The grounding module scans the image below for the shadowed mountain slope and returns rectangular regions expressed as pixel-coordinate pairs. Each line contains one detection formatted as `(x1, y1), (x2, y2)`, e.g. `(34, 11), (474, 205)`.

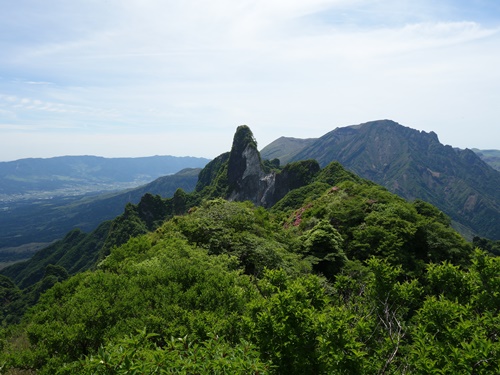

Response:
(262, 120), (500, 239)
(473, 149), (500, 171)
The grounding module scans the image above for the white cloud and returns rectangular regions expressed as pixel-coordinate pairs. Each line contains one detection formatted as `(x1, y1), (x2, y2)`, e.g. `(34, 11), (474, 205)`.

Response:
(0, 0), (499, 160)
(26, 81), (54, 85)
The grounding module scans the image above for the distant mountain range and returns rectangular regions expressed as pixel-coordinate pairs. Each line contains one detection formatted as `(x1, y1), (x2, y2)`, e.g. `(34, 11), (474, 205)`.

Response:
(0, 155), (210, 199)
(0, 168), (204, 290)
(472, 149), (500, 171)
(0, 154), (210, 259)
(261, 120), (500, 240)
(0, 168), (202, 256)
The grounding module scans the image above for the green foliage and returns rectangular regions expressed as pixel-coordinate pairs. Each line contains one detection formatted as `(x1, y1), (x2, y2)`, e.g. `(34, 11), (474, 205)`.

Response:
(276, 180), (472, 276)
(0, 275), (21, 326)
(262, 157), (281, 173)
(99, 193), (171, 259)
(271, 181), (331, 212)
(0, 264), (72, 327)
(413, 199), (451, 226)
(0, 126), (495, 374)
(315, 161), (366, 186)
(248, 277), (326, 374)
(65, 330), (269, 375)
(170, 199), (305, 276)
(195, 152), (230, 198)
(172, 188), (188, 215)
(278, 159), (320, 188)
(405, 250), (500, 374)
(0, 275), (20, 305)
(136, 193), (170, 230)
(426, 261), (477, 302)
(473, 235), (500, 256)
(470, 249), (500, 313)
(409, 297), (500, 374)
(246, 271), (329, 374)
(415, 218), (472, 265)
(246, 270), (374, 374)
(232, 125), (258, 151)
(301, 220), (346, 278)
(351, 203), (419, 264)
(3, 235), (260, 372)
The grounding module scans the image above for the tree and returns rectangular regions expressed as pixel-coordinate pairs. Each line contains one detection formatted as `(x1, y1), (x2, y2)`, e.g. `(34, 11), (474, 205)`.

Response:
(172, 188), (187, 215)
(301, 220), (346, 278)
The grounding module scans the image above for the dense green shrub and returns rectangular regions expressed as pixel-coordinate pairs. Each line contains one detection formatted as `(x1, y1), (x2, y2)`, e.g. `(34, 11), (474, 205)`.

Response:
(0, 155), (494, 374)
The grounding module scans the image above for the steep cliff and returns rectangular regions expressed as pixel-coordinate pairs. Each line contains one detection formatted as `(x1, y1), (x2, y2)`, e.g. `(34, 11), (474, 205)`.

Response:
(196, 125), (320, 208)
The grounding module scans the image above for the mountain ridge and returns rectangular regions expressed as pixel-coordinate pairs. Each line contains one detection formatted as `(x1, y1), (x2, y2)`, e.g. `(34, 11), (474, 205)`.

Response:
(0, 168), (202, 253)
(261, 119), (500, 240)
(0, 154), (210, 197)
(472, 148), (500, 171)
(0, 125), (367, 292)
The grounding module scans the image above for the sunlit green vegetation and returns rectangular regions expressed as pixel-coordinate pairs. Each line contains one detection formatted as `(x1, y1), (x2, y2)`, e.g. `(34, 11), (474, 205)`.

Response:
(0, 127), (498, 373)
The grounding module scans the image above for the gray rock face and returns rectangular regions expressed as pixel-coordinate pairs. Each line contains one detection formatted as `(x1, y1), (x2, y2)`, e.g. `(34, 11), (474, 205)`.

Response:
(226, 126), (320, 208)
(228, 143), (277, 207)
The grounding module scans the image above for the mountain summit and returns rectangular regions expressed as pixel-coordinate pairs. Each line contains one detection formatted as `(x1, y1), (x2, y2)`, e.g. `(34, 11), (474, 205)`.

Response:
(261, 120), (500, 239)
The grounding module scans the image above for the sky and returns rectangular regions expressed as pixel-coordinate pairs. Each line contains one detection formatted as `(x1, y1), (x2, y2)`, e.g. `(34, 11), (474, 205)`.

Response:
(1, 0), (499, 161)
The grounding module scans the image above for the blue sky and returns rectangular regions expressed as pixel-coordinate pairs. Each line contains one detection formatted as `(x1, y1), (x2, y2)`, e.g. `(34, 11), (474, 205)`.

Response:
(1, 0), (499, 161)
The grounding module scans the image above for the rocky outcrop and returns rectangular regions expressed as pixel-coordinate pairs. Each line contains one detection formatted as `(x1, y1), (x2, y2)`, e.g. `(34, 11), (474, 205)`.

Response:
(226, 125), (320, 207)
(227, 126), (275, 206)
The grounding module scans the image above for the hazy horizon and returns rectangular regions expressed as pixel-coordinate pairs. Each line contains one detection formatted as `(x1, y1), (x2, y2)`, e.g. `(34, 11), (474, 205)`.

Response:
(1, 1), (499, 161)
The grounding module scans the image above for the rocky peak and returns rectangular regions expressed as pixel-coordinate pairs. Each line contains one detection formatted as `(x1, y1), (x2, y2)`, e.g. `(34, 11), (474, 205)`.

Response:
(227, 125), (275, 206)
(196, 125), (322, 208)
(227, 126), (260, 187)
(226, 125), (321, 207)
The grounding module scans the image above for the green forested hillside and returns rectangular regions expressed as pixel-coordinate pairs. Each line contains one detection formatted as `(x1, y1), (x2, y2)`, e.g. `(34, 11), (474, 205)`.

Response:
(0, 126), (498, 374)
